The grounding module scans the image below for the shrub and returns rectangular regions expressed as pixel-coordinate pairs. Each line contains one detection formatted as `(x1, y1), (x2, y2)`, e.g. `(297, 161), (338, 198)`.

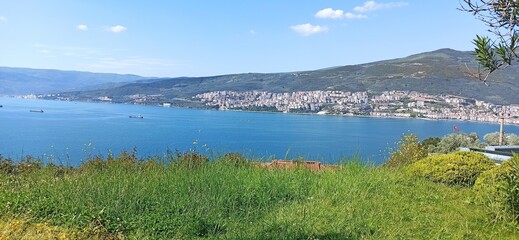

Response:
(421, 137), (441, 151)
(484, 132), (519, 146)
(431, 133), (483, 154)
(407, 151), (494, 187)
(474, 155), (519, 222)
(384, 134), (428, 168)
(509, 135), (519, 146)
(474, 162), (511, 201)
(506, 157), (519, 221)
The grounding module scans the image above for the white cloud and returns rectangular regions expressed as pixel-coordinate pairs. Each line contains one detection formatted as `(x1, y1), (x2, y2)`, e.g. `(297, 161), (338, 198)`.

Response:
(77, 24), (88, 31)
(316, 8), (345, 19)
(108, 25), (127, 33)
(0, 16), (7, 22)
(315, 8), (367, 20)
(343, 12), (368, 19)
(291, 23), (328, 36)
(354, 1), (408, 12)
(249, 29), (257, 35)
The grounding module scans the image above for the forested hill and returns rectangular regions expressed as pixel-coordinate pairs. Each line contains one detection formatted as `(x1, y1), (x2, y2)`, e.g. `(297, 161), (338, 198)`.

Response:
(45, 49), (519, 104)
(0, 67), (149, 95)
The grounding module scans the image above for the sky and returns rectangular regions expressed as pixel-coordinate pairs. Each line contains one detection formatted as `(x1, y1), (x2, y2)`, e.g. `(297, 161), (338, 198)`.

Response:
(0, 1), (489, 78)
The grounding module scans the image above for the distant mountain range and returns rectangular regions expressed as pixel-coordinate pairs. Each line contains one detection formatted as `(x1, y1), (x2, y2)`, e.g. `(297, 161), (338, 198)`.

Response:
(4, 48), (519, 104)
(0, 67), (150, 95)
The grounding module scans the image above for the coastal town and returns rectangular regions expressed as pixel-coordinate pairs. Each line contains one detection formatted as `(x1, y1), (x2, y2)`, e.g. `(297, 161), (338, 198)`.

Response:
(34, 89), (519, 125)
(193, 90), (519, 125)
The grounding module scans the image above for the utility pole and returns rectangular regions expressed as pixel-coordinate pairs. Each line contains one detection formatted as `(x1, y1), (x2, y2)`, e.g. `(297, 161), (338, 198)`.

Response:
(499, 117), (505, 146)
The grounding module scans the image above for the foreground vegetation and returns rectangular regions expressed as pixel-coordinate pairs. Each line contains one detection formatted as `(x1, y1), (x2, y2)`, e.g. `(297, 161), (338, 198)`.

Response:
(1, 148), (519, 239)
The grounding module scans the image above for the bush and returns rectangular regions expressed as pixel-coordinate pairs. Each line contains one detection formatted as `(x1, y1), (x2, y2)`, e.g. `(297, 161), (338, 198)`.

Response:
(474, 161), (511, 201)
(474, 160), (512, 221)
(509, 135), (519, 146)
(384, 134), (428, 168)
(407, 151), (494, 187)
(431, 133), (483, 154)
(506, 158), (519, 221)
(474, 155), (519, 222)
(421, 137), (441, 151)
(484, 132), (519, 145)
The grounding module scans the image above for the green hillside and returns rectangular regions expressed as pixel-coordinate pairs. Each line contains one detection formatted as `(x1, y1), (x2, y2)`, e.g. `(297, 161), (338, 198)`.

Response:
(55, 48), (519, 105)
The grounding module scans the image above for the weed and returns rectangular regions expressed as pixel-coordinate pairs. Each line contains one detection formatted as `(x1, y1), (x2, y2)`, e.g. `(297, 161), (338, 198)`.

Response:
(0, 152), (518, 239)
(384, 134), (428, 168)
(176, 150), (209, 168)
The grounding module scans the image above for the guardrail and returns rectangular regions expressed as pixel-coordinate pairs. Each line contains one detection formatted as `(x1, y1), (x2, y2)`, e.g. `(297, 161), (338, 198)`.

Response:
(464, 147), (516, 164)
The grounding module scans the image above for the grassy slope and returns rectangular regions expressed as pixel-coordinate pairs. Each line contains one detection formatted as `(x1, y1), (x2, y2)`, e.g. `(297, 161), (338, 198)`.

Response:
(0, 157), (518, 239)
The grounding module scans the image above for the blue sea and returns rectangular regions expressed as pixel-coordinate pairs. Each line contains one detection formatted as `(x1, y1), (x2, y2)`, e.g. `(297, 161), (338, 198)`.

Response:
(1, 97), (517, 165)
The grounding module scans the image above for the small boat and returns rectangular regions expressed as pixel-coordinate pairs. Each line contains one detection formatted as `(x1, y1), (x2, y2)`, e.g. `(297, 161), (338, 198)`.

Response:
(30, 109), (44, 113)
(129, 115), (143, 119)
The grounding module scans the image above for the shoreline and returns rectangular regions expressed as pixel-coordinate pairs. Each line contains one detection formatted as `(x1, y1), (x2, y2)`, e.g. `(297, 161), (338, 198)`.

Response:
(175, 105), (514, 127)
(2, 96), (515, 127)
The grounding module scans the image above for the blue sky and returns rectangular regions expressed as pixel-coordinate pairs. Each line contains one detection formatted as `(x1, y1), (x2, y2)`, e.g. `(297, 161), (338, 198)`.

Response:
(0, 1), (487, 77)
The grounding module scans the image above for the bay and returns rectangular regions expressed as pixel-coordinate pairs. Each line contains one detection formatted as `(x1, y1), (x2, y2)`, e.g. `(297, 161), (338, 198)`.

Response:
(1, 97), (517, 165)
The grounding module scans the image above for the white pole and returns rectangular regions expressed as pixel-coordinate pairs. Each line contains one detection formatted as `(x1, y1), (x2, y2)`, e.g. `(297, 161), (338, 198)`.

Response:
(499, 117), (505, 146)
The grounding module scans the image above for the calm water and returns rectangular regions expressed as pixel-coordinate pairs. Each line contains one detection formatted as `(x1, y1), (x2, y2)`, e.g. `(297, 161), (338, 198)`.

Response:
(1, 97), (517, 165)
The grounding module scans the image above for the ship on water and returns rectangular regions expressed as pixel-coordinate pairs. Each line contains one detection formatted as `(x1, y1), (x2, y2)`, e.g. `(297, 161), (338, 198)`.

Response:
(129, 114), (143, 119)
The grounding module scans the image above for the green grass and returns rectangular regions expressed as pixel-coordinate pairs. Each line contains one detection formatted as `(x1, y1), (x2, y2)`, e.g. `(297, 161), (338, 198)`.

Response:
(0, 154), (518, 239)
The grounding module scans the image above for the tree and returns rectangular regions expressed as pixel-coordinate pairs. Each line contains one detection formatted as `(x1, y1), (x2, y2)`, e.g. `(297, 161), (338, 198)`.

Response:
(484, 131), (519, 145)
(460, 0), (519, 84)
(430, 132), (483, 154)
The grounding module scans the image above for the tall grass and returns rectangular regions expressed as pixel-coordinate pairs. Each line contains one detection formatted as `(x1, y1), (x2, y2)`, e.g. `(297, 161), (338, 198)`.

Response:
(0, 153), (518, 239)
